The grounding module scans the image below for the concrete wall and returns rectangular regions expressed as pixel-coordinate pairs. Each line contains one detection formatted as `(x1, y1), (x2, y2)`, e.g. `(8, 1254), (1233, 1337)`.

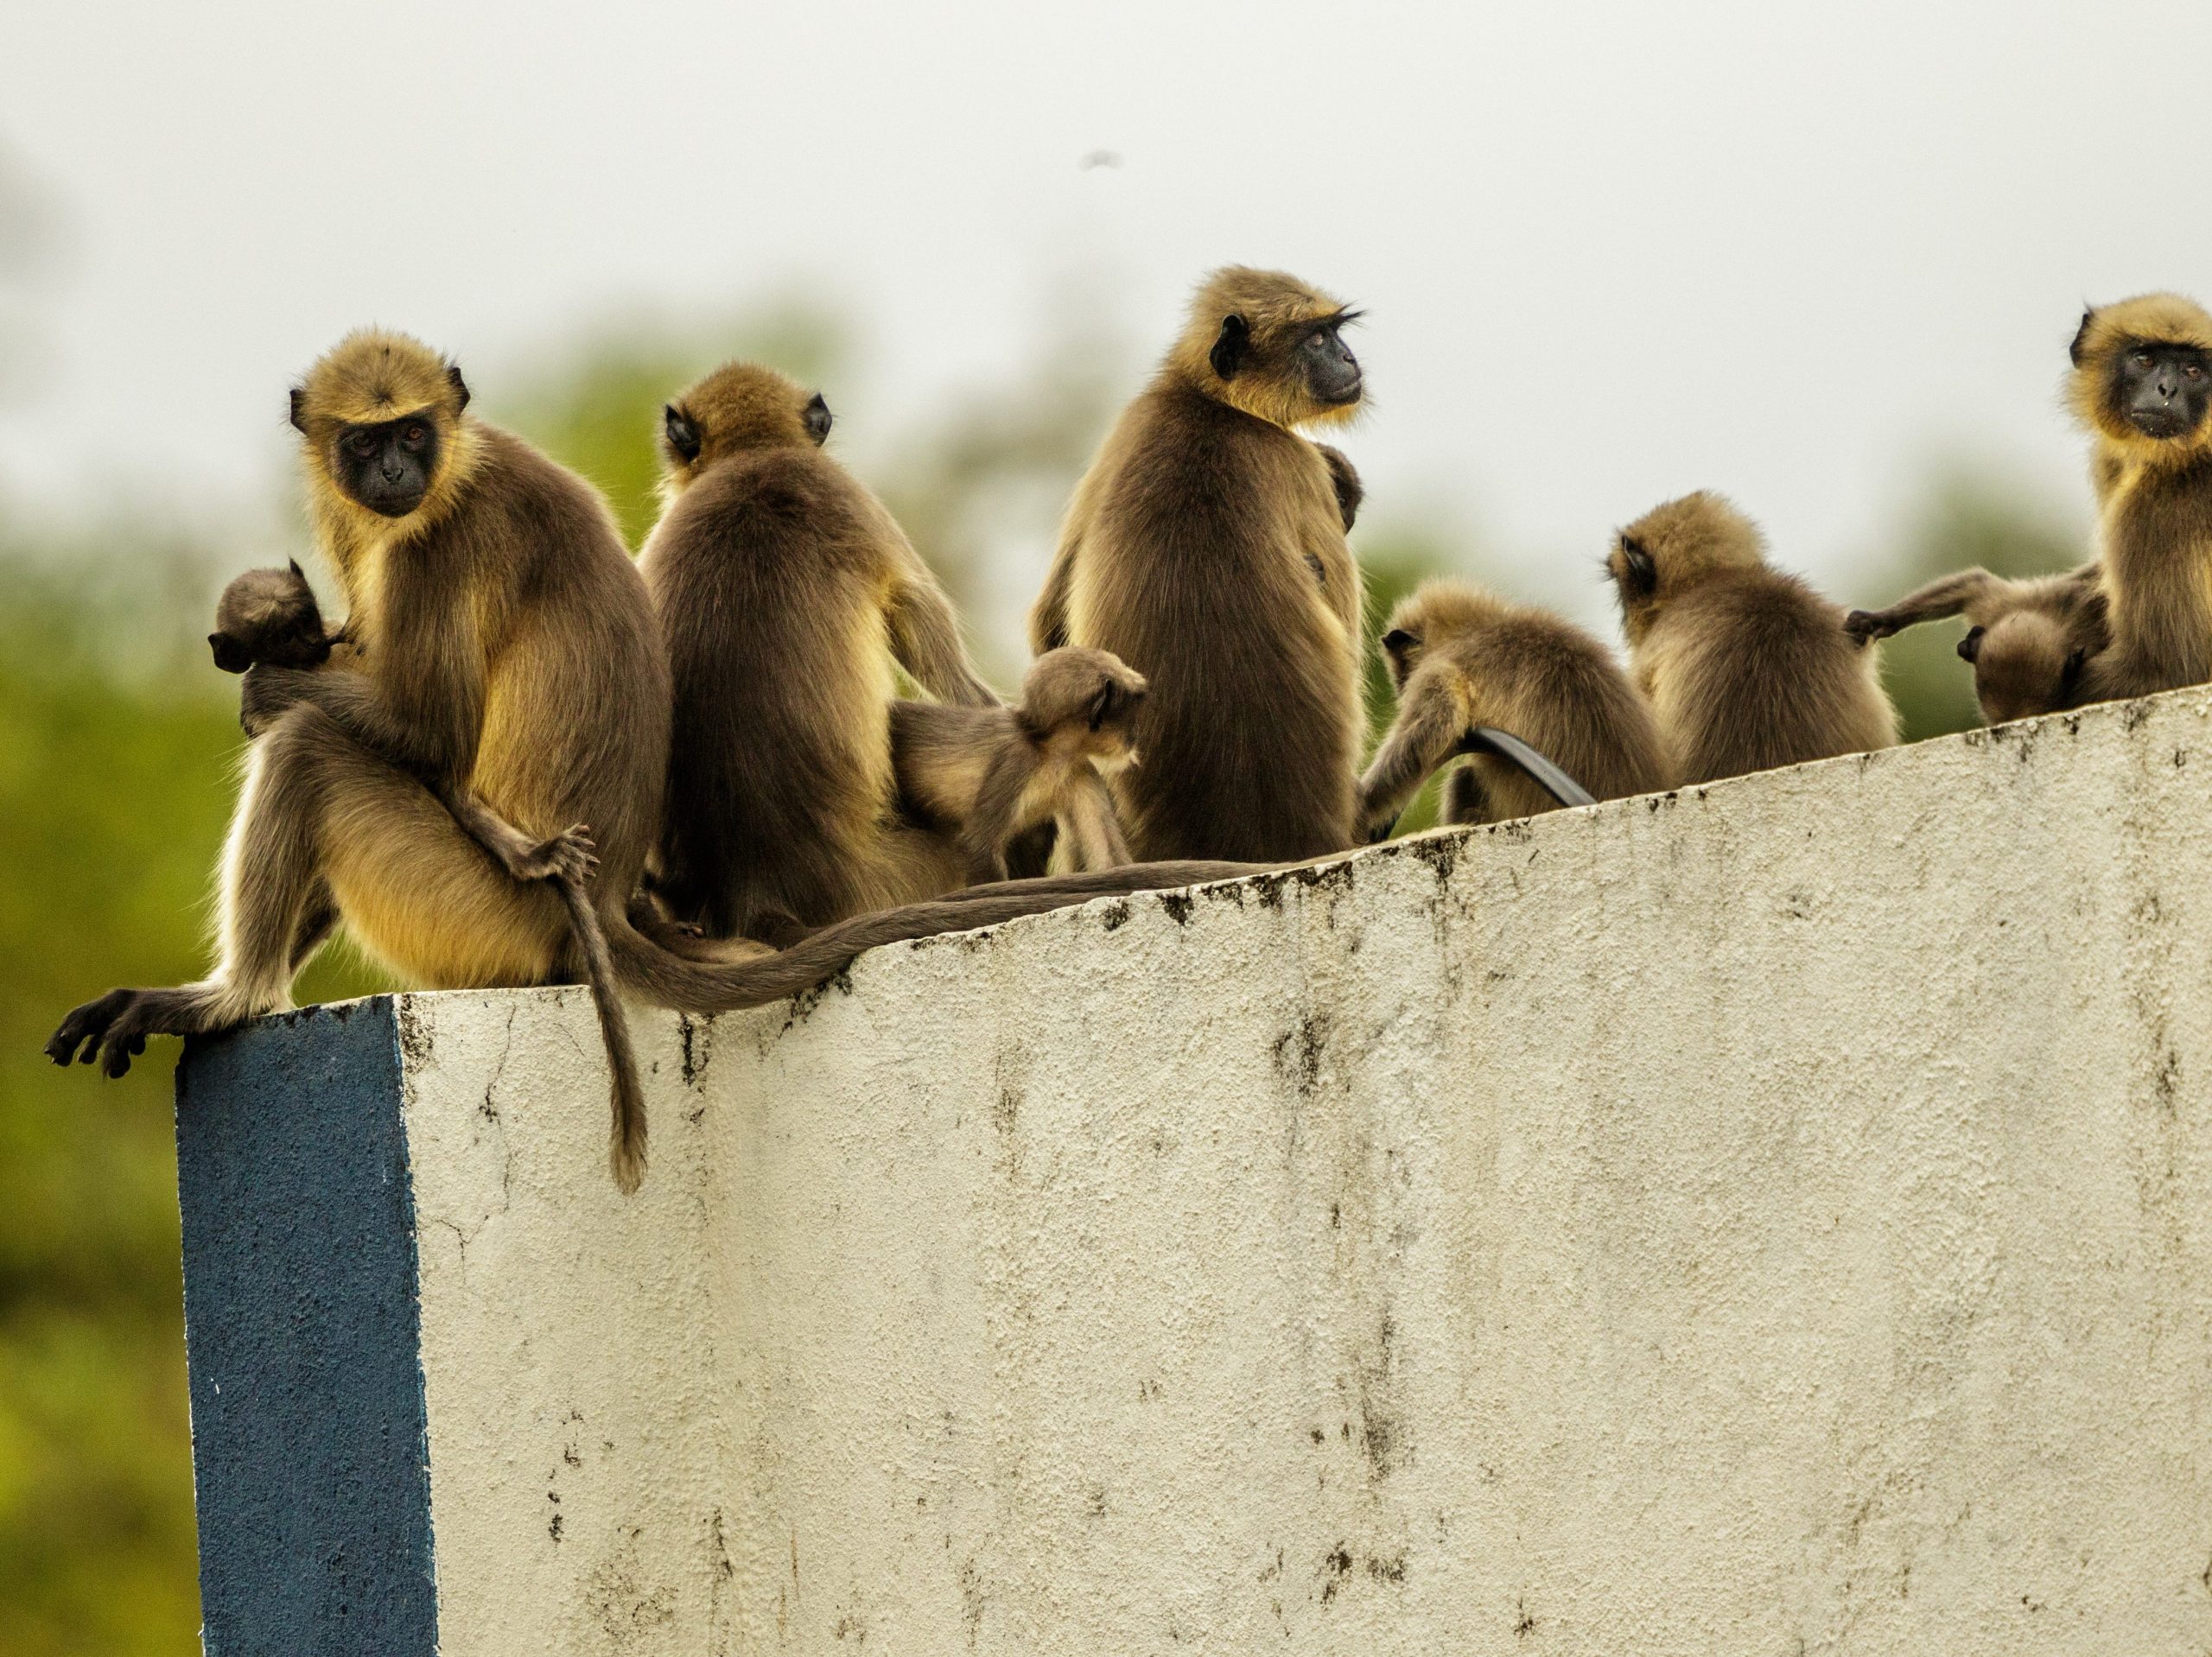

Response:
(177, 687), (2212, 1655)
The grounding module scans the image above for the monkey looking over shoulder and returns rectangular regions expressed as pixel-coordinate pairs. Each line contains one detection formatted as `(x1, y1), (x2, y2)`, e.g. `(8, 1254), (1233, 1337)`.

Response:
(1608, 492), (1897, 784)
(1845, 564), (2107, 726)
(1032, 267), (1368, 863)
(209, 561), (340, 674)
(2063, 294), (2212, 704)
(641, 362), (995, 944)
(1360, 581), (1673, 835)
(893, 645), (1146, 881)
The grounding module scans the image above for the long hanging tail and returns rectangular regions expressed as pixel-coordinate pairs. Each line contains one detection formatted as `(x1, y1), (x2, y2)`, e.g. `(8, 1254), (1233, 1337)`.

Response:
(552, 875), (647, 1194)
(1462, 727), (1597, 808)
(603, 859), (1268, 1015)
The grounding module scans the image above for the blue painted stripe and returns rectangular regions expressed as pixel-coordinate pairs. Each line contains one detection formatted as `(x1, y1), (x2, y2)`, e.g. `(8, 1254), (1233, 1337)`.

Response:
(176, 996), (437, 1656)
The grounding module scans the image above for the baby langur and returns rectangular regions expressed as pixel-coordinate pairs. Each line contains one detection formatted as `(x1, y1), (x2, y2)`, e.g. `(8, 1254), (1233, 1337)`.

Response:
(1609, 492), (1897, 784)
(209, 562), (340, 673)
(1360, 581), (1673, 836)
(1845, 565), (2107, 726)
(893, 647), (1147, 881)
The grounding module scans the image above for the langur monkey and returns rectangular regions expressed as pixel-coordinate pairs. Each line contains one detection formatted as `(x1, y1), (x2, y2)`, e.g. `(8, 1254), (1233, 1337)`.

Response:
(893, 646), (1146, 881)
(208, 562), (341, 673)
(1607, 492), (1898, 784)
(1360, 581), (1673, 835)
(1032, 267), (1368, 861)
(51, 333), (1206, 1191)
(641, 362), (995, 943)
(2062, 294), (2212, 703)
(1845, 565), (2107, 726)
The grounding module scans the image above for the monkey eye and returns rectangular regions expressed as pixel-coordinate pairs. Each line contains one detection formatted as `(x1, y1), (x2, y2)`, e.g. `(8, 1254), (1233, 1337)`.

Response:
(2189, 365), (2205, 382)
(2134, 352), (2155, 369)
(400, 422), (429, 448)
(346, 430), (378, 458)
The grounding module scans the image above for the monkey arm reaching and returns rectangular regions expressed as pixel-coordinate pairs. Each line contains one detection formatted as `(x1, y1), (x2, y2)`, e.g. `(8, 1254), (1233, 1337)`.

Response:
(886, 570), (1000, 708)
(1356, 677), (1466, 841)
(1844, 568), (2005, 643)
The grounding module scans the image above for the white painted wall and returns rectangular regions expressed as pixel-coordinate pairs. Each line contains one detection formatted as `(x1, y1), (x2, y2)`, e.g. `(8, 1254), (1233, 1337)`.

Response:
(391, 687), (2212, 1655)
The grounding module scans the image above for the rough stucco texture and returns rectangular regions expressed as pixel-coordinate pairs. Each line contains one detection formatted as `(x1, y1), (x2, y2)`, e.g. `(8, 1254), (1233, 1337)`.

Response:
(386, 687), (2212, 1655)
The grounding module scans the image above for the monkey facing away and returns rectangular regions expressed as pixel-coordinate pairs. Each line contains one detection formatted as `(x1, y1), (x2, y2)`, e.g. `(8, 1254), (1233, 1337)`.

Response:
(1845, 564), (2107, 726)
(1031, 267), (1368, 862)
(1607, 492), (1897, 785)
(209, 561), (340, 673)
(640, 362), (996, 944)
(2063, 294), (2212, 704)
(893, 645), (1146, 881)
(1360, 581), (1674, 836)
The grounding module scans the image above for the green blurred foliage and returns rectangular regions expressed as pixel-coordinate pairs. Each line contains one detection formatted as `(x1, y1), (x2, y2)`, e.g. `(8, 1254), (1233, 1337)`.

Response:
(0, 529), (385, 1656)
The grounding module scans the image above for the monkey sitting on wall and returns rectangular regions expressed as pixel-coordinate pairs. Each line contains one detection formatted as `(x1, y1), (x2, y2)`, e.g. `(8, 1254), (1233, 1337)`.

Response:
(1032, 267), (1369, 863)
(208, 561), (341, 674)
(1607, 492), (1897, 784)
(1359, 581), (1673, 836)
(893, 646), (1147, 881)
(1845, 565), (2107, 726)
(2062, 294), (2212, 704)
(640, 362), (996, 944)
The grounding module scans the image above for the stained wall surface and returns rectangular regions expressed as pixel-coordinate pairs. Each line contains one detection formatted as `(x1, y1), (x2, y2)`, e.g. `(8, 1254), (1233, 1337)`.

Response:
(181, 686), (2212, 1654)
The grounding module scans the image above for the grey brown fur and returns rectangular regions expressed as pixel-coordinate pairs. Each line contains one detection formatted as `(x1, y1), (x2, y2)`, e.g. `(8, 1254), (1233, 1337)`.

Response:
(1031, 267), (1368, 862)
(1361, 581), (1673, 835)
(1608, 491), (1897, 785)
(209, 561), (340, 674)
(640, 362), (995, 944)
(1846, 565), (2107, 726)
(893, 646), (1146, 880)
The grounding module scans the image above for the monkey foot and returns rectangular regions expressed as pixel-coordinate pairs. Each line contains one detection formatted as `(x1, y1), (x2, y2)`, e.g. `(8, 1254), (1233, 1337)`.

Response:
(46, 987), (218, 1078)
(516, 825), (599, 886)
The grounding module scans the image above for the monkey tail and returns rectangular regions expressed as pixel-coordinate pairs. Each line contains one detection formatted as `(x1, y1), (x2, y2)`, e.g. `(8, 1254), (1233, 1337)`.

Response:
(553, 875), (647, 1195)
(1461, 727), (1597, 809)
(602, 860), (1266, 1016)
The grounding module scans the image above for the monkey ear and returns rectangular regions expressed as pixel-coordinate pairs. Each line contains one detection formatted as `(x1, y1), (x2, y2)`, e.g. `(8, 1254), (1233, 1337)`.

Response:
(445, 363), (471, 413)
(209, 633), (252, 674)
(288, 387), (308, 435)
(804, 392), (833, 445)
(1381, 627), (1416, 657)
(1957, 625), (1986, 663)
(288, 557), (307, 581)
(664, 404), (702, 463)
(1618, 536), (1656, 594)
(1210, 314), (1250, 381)
(2069, 308), (2095, 369)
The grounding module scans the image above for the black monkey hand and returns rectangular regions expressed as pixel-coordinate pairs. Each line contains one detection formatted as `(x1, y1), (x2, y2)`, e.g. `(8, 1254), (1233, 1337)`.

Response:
(1842, 609), (1897, 644)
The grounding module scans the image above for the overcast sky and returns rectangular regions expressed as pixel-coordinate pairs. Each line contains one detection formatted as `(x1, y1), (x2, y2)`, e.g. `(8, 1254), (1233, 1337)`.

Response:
(3, 0), (2208, 623)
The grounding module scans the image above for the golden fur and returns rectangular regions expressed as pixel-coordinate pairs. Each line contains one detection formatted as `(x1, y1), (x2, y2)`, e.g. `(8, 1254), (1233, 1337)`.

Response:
(1610, 492), (1897, 784)
(2066, 295), (2212, 702)
(1032, 268), (1367, 861)
(1363, 581), (1673, 831)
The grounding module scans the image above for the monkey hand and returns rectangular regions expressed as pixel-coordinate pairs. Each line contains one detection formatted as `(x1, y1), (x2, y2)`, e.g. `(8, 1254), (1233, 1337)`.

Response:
(1842, 609), (1899, 644)
(512, 824), (599, 886)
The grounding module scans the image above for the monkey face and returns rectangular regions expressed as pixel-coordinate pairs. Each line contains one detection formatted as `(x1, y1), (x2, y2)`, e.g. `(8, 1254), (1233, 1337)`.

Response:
(332, 413), (441, 517)
(1296, 321), (1363, 408)
(2112, 343), (2212, 441)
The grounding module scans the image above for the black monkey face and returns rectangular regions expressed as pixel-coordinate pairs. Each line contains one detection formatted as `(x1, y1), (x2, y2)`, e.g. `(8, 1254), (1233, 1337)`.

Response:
(2112, 342), (2212, 441)
(332, 414), (441, 517)
(1299, 322), (1363, 407)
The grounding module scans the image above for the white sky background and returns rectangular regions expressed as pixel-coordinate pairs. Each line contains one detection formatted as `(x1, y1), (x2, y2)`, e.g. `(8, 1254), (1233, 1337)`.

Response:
(1, 0), (2206, 629)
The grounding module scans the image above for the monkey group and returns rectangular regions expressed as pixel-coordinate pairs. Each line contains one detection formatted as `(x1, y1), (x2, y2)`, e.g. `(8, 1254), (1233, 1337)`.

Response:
(48, 274), (2212, 1191)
